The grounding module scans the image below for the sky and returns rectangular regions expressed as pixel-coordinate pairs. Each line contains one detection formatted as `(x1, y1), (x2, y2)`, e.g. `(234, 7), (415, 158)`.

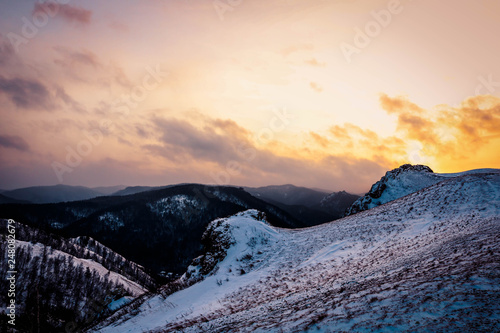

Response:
(0, 0), (499, 192)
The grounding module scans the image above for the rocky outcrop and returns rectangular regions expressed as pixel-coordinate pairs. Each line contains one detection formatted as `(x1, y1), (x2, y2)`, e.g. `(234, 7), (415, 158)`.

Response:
(345, 164), (435, 216)
(182, 210), (268, 282)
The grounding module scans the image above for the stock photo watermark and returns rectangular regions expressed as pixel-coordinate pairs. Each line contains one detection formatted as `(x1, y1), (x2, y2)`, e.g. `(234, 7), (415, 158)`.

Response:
(51, 64), (168, 182)
(475, 74), (500, 95)
(5, 219), (17, 327)
(213, 0), (243, 21)
(340, 0), (411, 63)
(7, 0), (75, 53)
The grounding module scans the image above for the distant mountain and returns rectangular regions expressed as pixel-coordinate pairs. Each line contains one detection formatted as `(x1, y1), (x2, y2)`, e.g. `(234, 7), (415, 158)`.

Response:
(1, 184), (105, 204)
(260, 201), (335, 226)
(315, 190), (360, 217)
(0, 220), (154, 332)
(0, 193), (31, 204)
(0, 184), (303, 275)
(345, 164), (500, 216)
(111, 185), (168, 196)
(91, 171), (500, 332)
(244, 185), (359, 224)
(92, 185), (127, 195)
(311, 187), (331, 193)
(245, 184), (329, 207)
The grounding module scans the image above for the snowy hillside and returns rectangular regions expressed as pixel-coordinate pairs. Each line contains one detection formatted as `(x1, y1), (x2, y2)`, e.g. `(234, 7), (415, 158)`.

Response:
(16, 240), (147, 296)
(91, 171), (500, 332)
(1, 184), (303, 276)
(0, 222), (155, 332)
(345, 164), (499, 216)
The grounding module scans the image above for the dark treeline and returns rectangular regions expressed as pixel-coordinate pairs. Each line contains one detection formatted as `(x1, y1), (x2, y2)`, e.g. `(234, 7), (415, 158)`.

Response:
(0, 220), (155, 333)
(1, 185), (303, 275)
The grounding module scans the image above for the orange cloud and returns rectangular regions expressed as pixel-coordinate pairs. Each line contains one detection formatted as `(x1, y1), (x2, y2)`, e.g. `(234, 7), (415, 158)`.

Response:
(310, 82), (323, 93)
(305, 58), (326, 67)
(310, 131), (329, 148)
(379, 94), (500, 171)
(280, 44), (314, 57)
(303, 94), (500, 174)
(306, 123), (405, 169)
(329, 123), (379, 143)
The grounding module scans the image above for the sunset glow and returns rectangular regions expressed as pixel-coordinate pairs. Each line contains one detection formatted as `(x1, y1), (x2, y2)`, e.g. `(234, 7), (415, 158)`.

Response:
(1, 0), (499, 192)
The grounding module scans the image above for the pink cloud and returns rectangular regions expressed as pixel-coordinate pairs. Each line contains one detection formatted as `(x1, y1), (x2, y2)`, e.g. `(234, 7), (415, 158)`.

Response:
(33, 3), (92, 25)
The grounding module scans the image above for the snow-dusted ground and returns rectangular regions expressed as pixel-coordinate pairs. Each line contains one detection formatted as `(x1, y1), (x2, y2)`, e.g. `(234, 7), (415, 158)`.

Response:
(17, 241), (147, 297)
(346, 165), (500, 215)
(92, 171), (500, 332)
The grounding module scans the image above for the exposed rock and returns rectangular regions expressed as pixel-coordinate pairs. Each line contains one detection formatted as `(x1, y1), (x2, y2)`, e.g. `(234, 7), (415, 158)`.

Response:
(345, 164), (435, 216)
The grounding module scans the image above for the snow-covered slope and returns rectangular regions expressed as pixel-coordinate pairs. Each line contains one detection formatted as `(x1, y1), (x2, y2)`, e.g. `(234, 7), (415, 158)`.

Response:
(0, 222), (155, 332)
(91, 171), (500, 332)
(1, 184), (304, 277)
(345, 164), (499, 216)
(16, 240), (146, 296)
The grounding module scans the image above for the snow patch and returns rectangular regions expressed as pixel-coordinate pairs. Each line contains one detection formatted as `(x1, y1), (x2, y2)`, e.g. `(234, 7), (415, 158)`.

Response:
(98, 212), (124, 231)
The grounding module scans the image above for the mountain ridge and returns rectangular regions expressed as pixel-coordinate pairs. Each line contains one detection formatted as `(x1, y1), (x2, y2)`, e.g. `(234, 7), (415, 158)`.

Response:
(345, 164), (500, 216)
(1, 184), (108, 204)
(244, 184), (359, 223)
(0, 221), (154, 332)
(90, 171), (500, 332)
(0, 184), (305, 276)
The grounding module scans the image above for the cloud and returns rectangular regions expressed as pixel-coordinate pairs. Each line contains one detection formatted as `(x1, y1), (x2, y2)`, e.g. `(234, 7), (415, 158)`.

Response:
(0, 76), (52, 109)
(305, 58), (326, 67)
(453, 95), (500, 140)
(380, 94), (500, 147)
(52, 47), (132, 88)
(35, 118), (83, 134)
(0, 75), (85, 112)
(235, 148), (388, 193)
(310, 131), (329, 148)
(379, 94), (444, 147)
(379, 94), (500, 167)
(33, 3), (92, 25)
(329, 123), (379, 142)
(139, 115), (391, 192)
(136, 126), (149, 138)
(108, 21), (129, 33)
(0, 36), (14, 66)
(148, 117), (252, 163)
(55, 86), (86, 113)
(280, 43), (314, 57)
(107, 63), (133, 88)
(53, 46), (100, 68)
(308, 123), (405, 165)
(0, 135), (30, 151)
(310, 82), (323, 93)
(305, 94), (500, 175)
